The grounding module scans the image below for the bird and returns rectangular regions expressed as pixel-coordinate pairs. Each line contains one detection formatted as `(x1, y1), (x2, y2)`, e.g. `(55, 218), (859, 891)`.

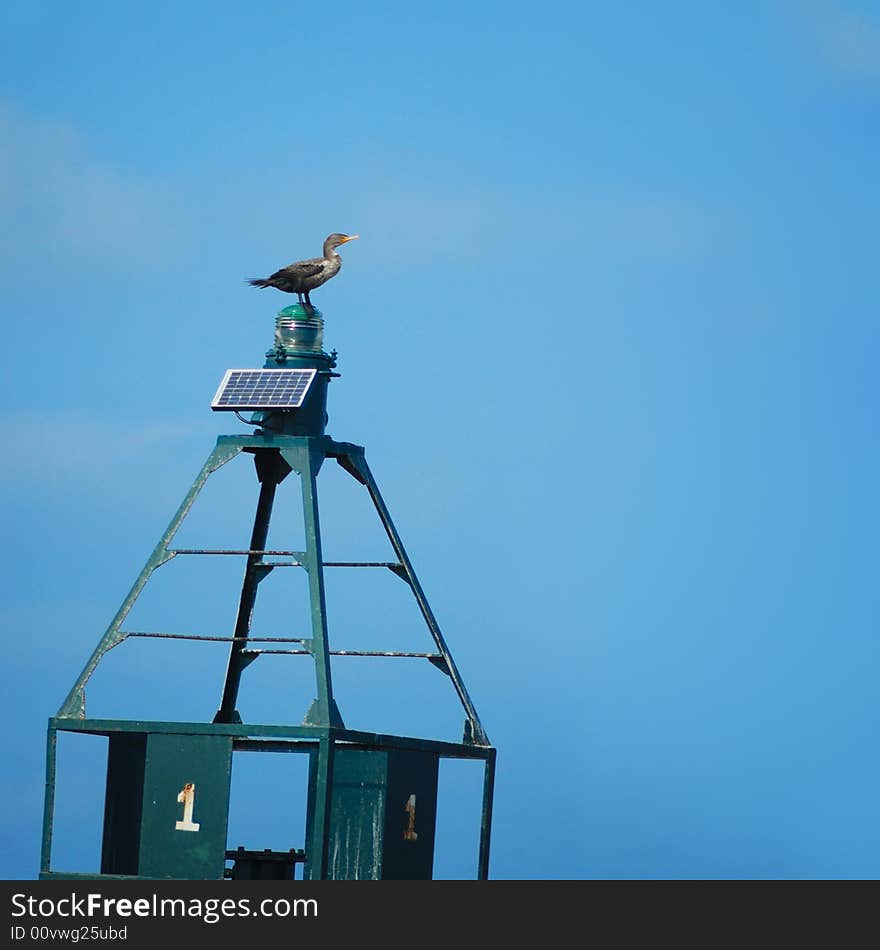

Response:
(247, 233), (359, 310)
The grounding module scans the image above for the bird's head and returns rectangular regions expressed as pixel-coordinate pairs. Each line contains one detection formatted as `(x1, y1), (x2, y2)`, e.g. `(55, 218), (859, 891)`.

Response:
(323, 233), (359, 255)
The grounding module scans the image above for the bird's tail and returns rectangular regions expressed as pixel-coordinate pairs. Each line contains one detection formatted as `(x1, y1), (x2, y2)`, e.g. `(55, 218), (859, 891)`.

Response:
(246, 278), (272, 289)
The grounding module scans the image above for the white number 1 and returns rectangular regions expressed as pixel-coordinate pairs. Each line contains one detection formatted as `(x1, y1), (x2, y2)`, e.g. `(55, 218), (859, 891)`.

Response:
(175, 782), (200, 832)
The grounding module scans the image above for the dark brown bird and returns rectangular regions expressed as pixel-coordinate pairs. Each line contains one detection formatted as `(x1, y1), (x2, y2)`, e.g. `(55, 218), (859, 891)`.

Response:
(247, 233), (359, 308)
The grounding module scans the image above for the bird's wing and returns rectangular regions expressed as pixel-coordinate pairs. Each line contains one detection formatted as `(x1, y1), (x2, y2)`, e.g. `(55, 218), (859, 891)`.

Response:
(272, 258), (326, 281)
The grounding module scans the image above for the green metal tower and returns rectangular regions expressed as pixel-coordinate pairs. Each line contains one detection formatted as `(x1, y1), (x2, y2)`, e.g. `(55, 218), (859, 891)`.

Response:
(40, 305), (495, 881)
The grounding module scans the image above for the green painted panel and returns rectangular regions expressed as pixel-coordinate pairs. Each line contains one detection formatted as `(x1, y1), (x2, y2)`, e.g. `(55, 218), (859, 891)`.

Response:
(381, 750), (439, 880)
(328, 750), (439, 880)
(137, 733), (233, 880)
(327, 751), (387, 880)
(101, 733), (147, 875)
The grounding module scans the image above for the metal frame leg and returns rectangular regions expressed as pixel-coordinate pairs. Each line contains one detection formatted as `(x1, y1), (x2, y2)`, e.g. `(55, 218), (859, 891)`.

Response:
(334, 445), (489, 746)
(40, 725), (58, 875)
(282, 445), (343, 728)
(304, 737), (335, 879)
(478, 749), (496, 880)
(57, 441), (242, 719)
(215, 451), (289, 723)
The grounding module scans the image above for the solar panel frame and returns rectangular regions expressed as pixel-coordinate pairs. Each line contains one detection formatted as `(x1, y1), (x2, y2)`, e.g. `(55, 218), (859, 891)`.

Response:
(211, 368), (318, 411)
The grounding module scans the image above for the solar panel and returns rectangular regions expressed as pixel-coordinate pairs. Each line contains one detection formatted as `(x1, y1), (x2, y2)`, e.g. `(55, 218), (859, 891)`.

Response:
(211, 368), (317, 411)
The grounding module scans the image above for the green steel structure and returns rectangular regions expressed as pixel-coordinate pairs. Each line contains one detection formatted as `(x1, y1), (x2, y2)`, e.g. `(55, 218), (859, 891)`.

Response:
(40, 305), (495, 881)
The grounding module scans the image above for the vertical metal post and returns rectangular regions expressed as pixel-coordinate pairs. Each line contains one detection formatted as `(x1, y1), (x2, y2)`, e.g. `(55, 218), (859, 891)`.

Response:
(477, 749), (496, 880)
(283, 445), (342, 727)
(40, 724), (58, 874)
(304, 737), (335, 880)
(215, 453), (286, 723)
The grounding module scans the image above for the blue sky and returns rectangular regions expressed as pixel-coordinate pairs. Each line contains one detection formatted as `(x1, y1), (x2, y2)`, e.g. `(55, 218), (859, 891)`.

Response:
(1, 1), (878, 879)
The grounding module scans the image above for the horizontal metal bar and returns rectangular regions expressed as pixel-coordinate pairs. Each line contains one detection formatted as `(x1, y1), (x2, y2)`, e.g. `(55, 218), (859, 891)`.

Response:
(168, 549), (301, 556)
(335, 729), (495, 758)
(233, 739), (319, 754)
(167, 549), (400, 569)
(120, 633), (442, 661)
(332, 650), (442, 658)
(122, 631), (308, 643)
(51, 717), (496, 756)
(246, 649), (310, 655)
(324, 562), (401, 568)
(253, 561), (404, 569)
(225, 848), (305, 863)
(236, 560), (405, 569)
(246, 649), (444, 659)
(51, 718), (339, 740)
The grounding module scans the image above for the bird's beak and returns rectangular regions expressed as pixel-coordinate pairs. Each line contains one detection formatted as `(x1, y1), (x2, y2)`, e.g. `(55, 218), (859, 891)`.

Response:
(340, 235), (360, 243)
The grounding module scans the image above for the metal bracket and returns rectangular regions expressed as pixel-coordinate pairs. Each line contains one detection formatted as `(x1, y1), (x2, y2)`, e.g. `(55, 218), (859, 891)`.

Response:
(463, 718), (490, 747)
(332, 451), (367, 485)
(302, 697), (345, 728)
(387, 563), (412, 585)
(253, 564), (275, 583)
(239, 650), (261, 670)
(428, 655), (451, 677)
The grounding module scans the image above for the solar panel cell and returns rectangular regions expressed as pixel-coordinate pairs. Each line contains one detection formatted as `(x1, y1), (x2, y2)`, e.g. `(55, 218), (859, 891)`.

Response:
(211, 369), (317, 410)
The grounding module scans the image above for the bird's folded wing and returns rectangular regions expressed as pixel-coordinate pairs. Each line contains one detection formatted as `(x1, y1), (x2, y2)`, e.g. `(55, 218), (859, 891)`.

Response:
(273, 261), (326, 281)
